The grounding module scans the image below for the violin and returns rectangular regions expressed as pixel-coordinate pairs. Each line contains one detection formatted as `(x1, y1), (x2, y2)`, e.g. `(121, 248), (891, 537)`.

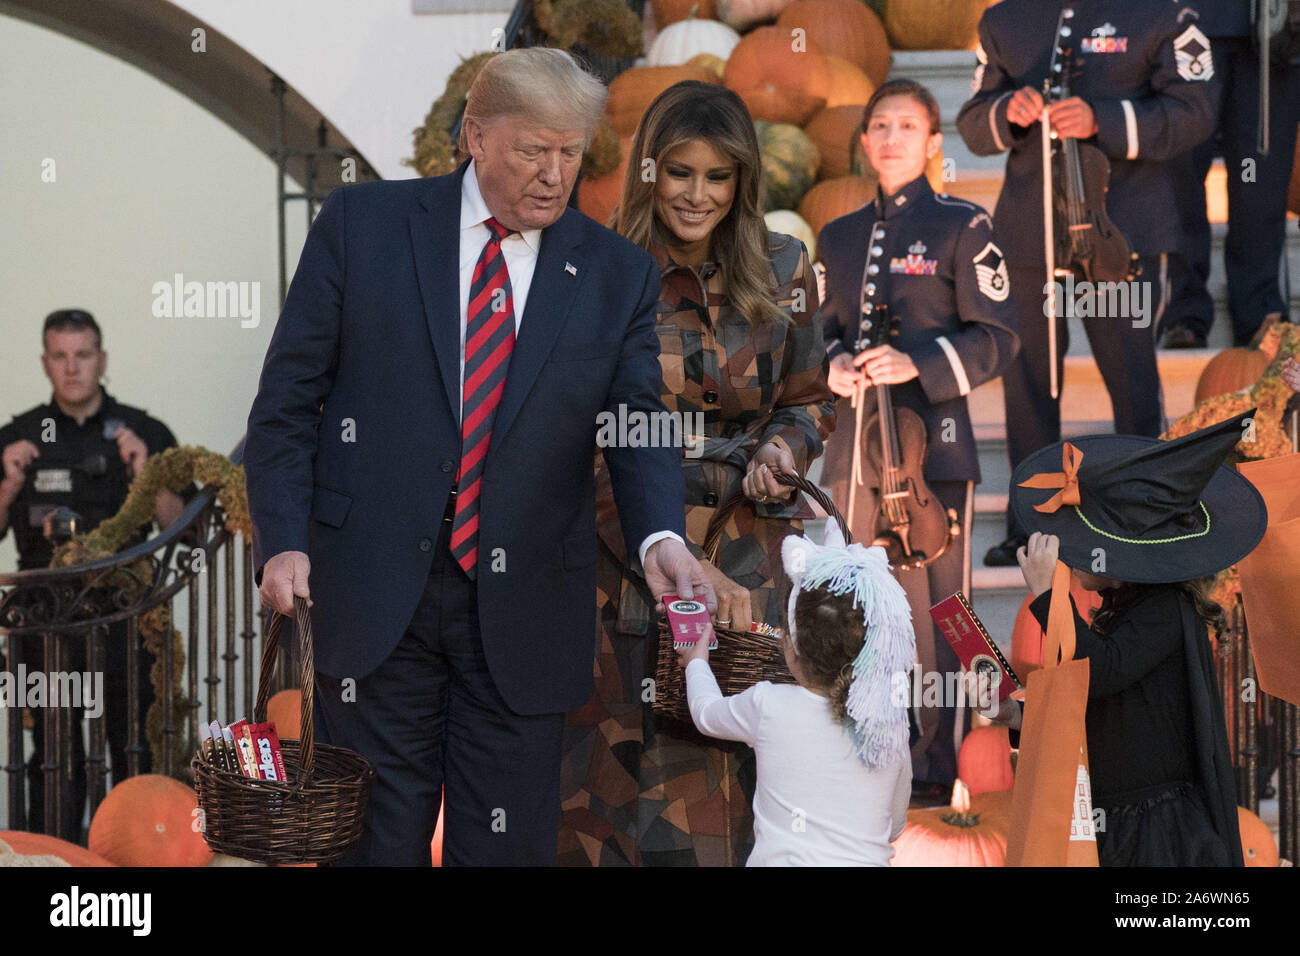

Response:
(1045, 21), (1138, 284)
(848, 304), (960, 570)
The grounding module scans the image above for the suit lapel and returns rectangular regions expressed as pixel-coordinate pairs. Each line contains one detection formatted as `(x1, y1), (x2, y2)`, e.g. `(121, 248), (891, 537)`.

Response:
(490, 209), (585, 447)
(408, 161), (586, 443)
(410, 163), (470, 420)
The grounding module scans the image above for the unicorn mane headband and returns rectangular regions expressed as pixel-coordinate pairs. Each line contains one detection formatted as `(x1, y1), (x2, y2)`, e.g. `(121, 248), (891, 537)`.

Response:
(781, 521), (915, 769)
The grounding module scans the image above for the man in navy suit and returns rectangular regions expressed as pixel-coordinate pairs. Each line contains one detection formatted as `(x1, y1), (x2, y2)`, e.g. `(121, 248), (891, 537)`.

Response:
(243, 48), (713, 866)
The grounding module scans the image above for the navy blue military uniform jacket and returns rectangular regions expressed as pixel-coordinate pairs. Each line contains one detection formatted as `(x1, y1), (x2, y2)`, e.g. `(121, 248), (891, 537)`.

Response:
(817, 175), (1019, 482)
(957, 0), (1217, 264)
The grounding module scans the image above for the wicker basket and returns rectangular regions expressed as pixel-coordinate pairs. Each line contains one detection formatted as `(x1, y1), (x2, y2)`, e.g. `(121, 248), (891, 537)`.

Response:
(652, 473), (852, 722)
(192, 597), (374, 865)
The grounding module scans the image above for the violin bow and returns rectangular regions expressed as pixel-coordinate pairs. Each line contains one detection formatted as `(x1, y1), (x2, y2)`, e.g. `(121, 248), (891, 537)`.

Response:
(1042, 76), (1059, 400)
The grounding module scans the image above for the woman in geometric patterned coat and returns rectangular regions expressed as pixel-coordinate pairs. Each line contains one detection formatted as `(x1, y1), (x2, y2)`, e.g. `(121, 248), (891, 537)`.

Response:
(558, 81), (836, 866)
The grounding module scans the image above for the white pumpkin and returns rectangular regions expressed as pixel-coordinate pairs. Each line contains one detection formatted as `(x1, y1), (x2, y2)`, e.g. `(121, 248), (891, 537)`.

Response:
(647, 17), (741, 66)
(764, 210), (816, 261)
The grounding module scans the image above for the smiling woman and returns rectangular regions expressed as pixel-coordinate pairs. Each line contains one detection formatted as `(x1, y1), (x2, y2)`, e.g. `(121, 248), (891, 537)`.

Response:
(558, 81), (837, 867)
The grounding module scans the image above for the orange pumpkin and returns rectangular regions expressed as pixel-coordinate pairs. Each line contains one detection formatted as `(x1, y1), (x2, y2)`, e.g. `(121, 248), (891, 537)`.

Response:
(1193, 347), (1271, 405)
(0, 831), (116, 866)
(579, 135), (632, 228)
(650, 0), (718, 29)
(88, 774), (213, 867)
(723, 26), (832, 107)
(607, 65), (721, 137)
(804, 105), (865, 179)
(738, 83), (825, 126)
(776, 0), (891, 86)
(957, 725), (1014, 795)
(884, 0), (991, 51)
(892, 781), (1010, 866)
(266, 689), (302, 740)
(1010, 579), (1104, 679)
(1238, 806), (1279, 867)
(821, 54), (876, 110)
(798, 175), (874, 238)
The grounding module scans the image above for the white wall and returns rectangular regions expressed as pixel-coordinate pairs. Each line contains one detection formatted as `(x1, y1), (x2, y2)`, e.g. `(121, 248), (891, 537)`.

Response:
(0, 11), (292, 571)
(174, 0), (514, 181)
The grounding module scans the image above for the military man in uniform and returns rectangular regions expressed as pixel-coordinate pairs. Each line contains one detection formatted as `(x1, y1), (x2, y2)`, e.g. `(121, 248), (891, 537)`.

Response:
(818, 80), (1019, 802)
(1161, 1), (1300, 348)
(958, 0), (1217, 564)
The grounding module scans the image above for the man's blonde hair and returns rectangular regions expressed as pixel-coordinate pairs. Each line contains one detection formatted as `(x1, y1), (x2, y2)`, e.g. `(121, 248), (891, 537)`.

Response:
(459, 48), (608, 151)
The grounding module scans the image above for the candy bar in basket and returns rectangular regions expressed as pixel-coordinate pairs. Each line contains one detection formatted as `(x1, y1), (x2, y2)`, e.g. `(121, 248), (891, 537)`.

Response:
(929, 591), (1023, 702)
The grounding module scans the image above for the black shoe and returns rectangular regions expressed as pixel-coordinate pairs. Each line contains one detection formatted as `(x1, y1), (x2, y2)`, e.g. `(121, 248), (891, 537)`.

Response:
(983, 535), (1026, 567)
(1159, 325), (1208, 349)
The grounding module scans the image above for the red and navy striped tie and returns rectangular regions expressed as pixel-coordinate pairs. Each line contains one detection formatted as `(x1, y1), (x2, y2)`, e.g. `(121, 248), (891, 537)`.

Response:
(451, 215), (516, 578)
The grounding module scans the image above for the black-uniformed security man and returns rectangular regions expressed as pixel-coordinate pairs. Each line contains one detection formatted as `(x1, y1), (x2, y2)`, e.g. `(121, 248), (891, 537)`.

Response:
(817, 80), (1019, 803)
(1162, 1), (1300, 348)
(958, 0), (1217, 564)
(0, 309), (186, 835)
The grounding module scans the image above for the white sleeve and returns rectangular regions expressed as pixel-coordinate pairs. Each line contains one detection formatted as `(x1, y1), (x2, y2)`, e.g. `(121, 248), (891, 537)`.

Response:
(685, 658), (764, 745)
(889, 760), (913, 842)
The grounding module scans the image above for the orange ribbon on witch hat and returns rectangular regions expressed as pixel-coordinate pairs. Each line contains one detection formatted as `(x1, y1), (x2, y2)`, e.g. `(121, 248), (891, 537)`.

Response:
(1018, 443), (1083, 514)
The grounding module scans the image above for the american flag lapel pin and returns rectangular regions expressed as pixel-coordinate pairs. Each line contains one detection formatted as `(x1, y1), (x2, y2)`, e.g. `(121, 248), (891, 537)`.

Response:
(564, 261), (577, 276)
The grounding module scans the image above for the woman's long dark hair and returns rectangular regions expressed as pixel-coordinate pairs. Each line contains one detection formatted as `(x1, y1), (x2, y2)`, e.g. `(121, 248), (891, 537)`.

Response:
(1089, 577), (1227, 638)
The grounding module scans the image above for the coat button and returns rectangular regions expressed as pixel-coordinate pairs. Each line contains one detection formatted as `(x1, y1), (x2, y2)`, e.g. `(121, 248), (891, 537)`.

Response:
(419, 537), (432, 552)
(871, 246), (883, 256)
(440, 459), (454, 473)
(703, 492), (719, 507)
(703, 389), (719, 403)
(868, 264), (879, 275)
(865, 283), (876, 296)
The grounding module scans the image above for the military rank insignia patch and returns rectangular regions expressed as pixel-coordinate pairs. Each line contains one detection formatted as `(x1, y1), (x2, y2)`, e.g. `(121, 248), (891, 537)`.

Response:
(973, 242), (1009, 301)
(1174, 24), (1213, 81)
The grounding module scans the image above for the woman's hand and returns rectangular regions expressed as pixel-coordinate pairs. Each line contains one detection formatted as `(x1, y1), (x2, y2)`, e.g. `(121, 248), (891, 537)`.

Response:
(853, 344), (918, 385)
(827, 352), (865, 397)
(1016, 531), (1059, 597)
(676, 627), (714, 668)
(744, 440), (796, 505)
(697, 557), (754, 632)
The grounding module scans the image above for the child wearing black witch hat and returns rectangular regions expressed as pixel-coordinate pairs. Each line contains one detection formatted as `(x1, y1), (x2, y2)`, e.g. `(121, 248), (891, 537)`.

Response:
(992, 409), (1267, 866)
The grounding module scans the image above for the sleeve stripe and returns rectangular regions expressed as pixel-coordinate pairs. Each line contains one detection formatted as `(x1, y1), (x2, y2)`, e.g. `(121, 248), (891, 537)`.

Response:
(990, 91), (1012, 152)
(1121, 99), (1138, 160)
(935, 335), (972, 397)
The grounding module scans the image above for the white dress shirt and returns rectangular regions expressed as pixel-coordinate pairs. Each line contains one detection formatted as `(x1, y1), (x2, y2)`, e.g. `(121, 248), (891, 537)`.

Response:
(457, 160), (682, 567)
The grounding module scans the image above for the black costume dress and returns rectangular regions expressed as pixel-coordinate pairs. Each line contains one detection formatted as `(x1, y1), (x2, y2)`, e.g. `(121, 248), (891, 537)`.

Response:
(1027, 584), (1243, 867)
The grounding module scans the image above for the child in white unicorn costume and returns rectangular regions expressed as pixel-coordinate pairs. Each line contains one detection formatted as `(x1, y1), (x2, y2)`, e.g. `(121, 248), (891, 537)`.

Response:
(678, 522), (917, 866)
